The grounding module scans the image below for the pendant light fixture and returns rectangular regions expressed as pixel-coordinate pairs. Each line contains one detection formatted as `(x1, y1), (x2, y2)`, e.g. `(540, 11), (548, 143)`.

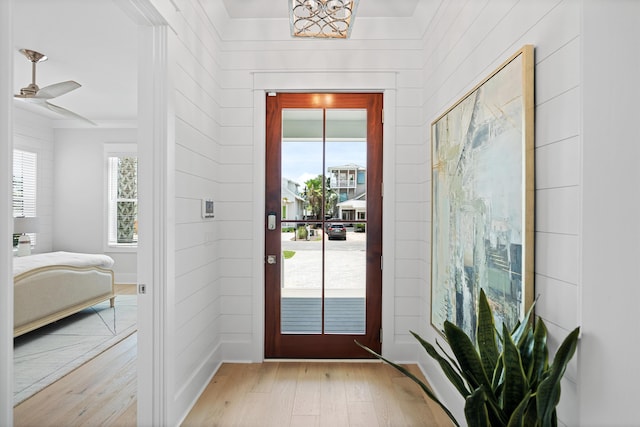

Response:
(289, 0), (359, 39)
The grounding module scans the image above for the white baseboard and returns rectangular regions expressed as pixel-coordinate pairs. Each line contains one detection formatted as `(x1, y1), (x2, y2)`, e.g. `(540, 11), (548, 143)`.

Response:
(174, 341), (224, 426)
(114, 273), (137, 285)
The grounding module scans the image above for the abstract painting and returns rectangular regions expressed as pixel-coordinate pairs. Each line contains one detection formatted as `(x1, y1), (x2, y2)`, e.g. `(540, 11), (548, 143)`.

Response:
(430, 45), (535, 340)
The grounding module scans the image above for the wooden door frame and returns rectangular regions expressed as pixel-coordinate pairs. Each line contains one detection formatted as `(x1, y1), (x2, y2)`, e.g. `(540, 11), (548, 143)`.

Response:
(264, 93), (383, 359)
(251, 72), (397, 362)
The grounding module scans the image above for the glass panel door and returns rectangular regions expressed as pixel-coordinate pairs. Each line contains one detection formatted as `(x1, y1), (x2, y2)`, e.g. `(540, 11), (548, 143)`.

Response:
(280, 109), (368, 335)
(281, 109), (324, 333)
(324, 109), (367, 334)
(265, 93), (382, 358)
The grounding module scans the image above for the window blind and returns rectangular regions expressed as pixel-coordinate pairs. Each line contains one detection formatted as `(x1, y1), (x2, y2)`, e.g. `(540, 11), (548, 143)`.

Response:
(13, 149), (37, 217)
(13, 149), (37, 246)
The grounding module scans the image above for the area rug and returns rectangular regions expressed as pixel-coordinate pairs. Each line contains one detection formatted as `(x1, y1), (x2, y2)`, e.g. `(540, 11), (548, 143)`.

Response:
(13, 294), (137, 406)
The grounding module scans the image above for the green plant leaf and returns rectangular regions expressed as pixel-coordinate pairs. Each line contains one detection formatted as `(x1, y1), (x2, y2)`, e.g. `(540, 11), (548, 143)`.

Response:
(410, 331), (470, 397)
(355, 290), (576, 427)
(492, 353), (504, 390)
(536, 327), (580, 427)
(523, 398), (539, 426)
(506, 391), (533, 427)
(517, 327), (535, 384)
(444, 321), (508, 424)
(444, 320), (491, 390)
(502, 323), (529, 417)
(436, 339), (463, 373)
(529, 318), (549, 387)
(464, 386), (492, 427)
(354, 340), (461, 427)
(477, 289), (499, 384)
(511, 297), (537, 346)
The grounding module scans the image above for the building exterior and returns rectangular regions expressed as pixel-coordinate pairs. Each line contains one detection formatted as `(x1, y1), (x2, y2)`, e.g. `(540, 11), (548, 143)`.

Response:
(328, 164), (366, 202)
(281, 177), (304, 225)
(328, 164), (366, 221)
(336, 198), (366, 222)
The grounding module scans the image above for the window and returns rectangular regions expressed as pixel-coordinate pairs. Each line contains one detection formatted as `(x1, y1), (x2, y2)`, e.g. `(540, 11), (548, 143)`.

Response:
(13, 149), (37, 246)
(107, 154), (138, 247)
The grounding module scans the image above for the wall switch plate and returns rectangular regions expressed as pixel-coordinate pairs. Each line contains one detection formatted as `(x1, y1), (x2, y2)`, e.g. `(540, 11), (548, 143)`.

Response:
(202, 199), (214, 218)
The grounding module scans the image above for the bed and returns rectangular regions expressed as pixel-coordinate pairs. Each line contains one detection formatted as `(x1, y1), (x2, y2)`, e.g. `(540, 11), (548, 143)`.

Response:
(13, 251), (116, 337)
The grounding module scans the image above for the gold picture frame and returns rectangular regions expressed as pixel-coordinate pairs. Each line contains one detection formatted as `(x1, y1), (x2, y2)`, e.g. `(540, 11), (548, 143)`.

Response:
(430, 45), (535, 340)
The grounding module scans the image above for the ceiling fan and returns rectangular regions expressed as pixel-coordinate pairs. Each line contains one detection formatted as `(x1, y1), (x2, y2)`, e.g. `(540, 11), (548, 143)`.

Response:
(14, 49), (95, 125)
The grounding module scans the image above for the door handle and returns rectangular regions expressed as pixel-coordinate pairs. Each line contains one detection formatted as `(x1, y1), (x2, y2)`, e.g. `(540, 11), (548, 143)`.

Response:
(267, 212), (276, 230)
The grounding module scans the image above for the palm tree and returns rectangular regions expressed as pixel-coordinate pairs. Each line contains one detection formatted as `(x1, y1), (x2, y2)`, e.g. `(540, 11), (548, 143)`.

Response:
(303, 175), (337, 219)
(303, 176), (323, 219)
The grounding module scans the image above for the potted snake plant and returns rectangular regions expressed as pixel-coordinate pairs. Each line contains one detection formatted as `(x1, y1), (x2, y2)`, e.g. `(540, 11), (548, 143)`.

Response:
(357, 289), (579, 427)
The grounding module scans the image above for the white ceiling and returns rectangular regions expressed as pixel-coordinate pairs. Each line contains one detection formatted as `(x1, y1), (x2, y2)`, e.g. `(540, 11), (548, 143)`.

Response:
(222, 0), (421, 19)
(13, 0), (138, 126)
(12, 0), (425, 127)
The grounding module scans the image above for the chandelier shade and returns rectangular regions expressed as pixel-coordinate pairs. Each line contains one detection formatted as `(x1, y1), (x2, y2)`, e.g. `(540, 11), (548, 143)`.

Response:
(289, 0), (359, 39)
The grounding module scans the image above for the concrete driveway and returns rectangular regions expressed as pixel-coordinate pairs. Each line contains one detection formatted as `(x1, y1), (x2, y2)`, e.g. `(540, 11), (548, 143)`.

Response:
(280, 228), (366, 298)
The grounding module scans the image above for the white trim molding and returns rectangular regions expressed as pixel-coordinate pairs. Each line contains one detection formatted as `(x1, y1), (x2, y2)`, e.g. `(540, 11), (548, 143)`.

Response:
(136, 20), (175, 426)
(120, 0), (174, 424)
(1, 0), (14, 423)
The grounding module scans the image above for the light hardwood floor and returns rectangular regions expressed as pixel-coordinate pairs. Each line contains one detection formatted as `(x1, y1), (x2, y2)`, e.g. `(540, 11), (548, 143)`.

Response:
(14, 283), (453, 426)
(14, 332), (138, 427)
(183, 362), (453, 427)
(14, 284), (138, 427)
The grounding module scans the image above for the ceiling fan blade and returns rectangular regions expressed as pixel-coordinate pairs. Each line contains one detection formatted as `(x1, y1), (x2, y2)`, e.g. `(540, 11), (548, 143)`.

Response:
(43, 101), (96, 125)
(34, 81), (81, 99)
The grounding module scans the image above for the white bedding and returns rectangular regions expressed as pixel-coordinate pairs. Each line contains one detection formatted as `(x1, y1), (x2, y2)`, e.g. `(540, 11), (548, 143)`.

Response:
(13, 251), (115, 277)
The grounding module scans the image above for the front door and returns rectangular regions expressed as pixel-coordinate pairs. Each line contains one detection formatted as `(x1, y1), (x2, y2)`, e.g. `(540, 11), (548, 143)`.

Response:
(265, 93), (383, 358)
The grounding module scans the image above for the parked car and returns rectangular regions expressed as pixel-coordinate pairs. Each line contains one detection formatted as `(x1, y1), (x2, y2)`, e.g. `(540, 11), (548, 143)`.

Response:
(327, 223), (347, 240)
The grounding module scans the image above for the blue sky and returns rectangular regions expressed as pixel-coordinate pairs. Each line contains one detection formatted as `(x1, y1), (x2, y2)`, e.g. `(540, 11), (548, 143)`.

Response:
(282, 140), (366, 187)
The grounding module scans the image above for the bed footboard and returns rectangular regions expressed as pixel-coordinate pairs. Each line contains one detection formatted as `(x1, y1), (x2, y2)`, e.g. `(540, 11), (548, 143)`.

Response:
(14, 265), (116, 337)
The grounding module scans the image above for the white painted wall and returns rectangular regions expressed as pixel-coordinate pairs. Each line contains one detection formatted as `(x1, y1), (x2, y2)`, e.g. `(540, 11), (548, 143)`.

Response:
(417, 0), (640, 425)
(11, 106), (138, 283)
(156, 2), (225, 423)
(53, 127), (138, 284)
(580, 1), (640, 425)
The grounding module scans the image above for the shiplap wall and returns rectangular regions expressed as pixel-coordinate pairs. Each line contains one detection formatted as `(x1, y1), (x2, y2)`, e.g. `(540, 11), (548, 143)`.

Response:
(166, 1), (226, 421)
(158, 0), (640, 424)
(168, 0), (431, 421)
(417, 1), (581, 424)
(212, 25), (428, 360)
